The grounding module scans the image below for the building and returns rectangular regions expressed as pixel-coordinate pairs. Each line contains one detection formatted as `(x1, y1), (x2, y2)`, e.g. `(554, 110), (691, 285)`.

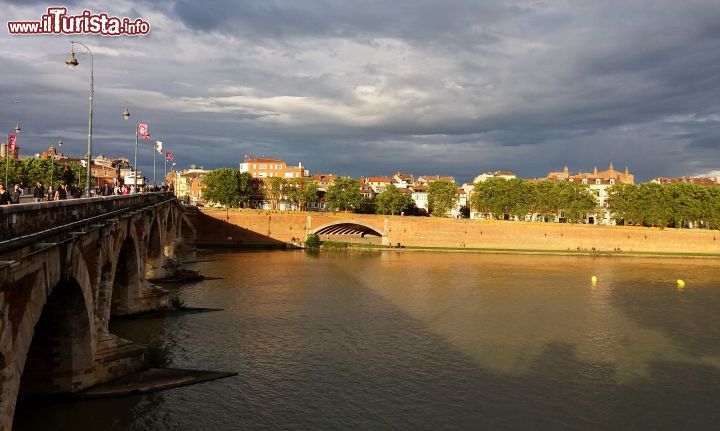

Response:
(651, 176), (719, 186)
(473, 171), (516, 183)
(366, 176), (392, 194)
(392, 172), (414, 188)
(546, 163), (635, 224)
(415, 175), (456, 186)
(175, 165), (208, 205)
(409, 185), (428, 212)
(239, 157), (308, 180)
(308, 173), (336, 191)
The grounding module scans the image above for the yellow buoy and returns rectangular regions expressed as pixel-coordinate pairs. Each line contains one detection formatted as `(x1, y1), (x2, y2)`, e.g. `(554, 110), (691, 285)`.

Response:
(677, 279), (686, 288)
(591, 276), (598, 284)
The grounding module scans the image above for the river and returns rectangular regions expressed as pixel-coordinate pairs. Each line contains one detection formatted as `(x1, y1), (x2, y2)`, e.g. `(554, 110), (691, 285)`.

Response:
(13, 250), (720, 430)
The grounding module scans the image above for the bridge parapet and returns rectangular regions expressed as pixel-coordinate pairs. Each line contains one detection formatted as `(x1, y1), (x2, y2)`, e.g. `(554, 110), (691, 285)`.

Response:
(0, 192), (174, 242)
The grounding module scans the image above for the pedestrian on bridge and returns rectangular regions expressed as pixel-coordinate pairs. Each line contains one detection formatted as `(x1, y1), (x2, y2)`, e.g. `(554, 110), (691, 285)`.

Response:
(0, 185), (10, 205)
(10, 184), (22, 204)
(33, 182), (45, 203)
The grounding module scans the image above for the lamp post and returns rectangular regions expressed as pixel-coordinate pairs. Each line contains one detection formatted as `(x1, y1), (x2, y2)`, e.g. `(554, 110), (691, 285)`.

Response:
(65, 41), (94, 197)
(49, 137), (62, 187)
(5, 122), (21, 188)
(122, 105), (142, 193)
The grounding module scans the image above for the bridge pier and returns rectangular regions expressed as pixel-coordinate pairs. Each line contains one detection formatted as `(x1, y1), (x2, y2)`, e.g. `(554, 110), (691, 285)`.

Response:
(0, 193), (194, 430)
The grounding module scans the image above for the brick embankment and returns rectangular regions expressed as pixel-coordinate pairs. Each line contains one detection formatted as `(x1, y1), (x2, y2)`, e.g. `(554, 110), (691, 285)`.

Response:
(192, 208), (720, 256)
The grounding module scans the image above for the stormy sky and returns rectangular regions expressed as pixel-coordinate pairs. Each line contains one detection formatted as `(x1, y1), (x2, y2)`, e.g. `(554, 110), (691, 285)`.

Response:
(1, 0), (719, 183)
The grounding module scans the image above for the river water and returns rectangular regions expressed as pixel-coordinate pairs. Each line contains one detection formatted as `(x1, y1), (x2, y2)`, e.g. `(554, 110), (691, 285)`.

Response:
(13, 250), (720, 430)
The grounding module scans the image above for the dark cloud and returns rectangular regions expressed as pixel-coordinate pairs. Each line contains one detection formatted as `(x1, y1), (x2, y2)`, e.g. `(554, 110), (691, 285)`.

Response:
(1, 0), (720, 184)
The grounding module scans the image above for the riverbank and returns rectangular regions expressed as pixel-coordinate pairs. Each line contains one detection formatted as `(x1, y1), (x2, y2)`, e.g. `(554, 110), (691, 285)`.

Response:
(189, 208), (720, 257)
(313, 242), (720, 259)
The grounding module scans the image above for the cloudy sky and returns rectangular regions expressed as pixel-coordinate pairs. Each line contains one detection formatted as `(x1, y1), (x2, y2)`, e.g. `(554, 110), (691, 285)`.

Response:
(1, 0), (719, 183)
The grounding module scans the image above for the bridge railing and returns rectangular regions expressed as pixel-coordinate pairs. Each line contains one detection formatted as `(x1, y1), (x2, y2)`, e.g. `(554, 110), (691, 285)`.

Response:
(0, 192), (176, 243)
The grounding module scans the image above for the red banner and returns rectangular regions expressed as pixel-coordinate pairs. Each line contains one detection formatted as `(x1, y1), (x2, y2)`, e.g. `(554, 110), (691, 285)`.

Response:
(137, 123), (150, 141)
(8, 134), (16, 149)
(165, 151), (173, 160)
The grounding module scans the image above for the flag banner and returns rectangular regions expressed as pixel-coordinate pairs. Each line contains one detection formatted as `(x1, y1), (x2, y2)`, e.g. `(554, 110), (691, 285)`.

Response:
(155, 140), (163, 154)
(80, 159), (87, 167)
(138, 123), (150, 141)
(165, 151), (173, 161)
(8, 134), (16, 149)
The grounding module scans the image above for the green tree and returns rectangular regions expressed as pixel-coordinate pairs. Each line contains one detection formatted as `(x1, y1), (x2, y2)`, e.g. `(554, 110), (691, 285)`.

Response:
(325, 177), (363, 211)
(299, 179), (319, 210)
(557, 181), (596, 223)
(267, 176), (287, 210)
(533, 180), (560, 221)
(237, 172), (254, 208)
(375, 184), (415, 215)
(202, 168), (243, 207)
(427, 180), (458, 217)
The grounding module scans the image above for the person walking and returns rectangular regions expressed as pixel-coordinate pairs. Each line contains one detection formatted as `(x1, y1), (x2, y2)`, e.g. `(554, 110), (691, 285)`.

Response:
(33, 182), (45, 202)
(55, 184), (68, 201)
(102, 183), (113, 196)
(10, 184), (22, 204)
(0, 185), (10, 205)
(47, 185), (55, 201)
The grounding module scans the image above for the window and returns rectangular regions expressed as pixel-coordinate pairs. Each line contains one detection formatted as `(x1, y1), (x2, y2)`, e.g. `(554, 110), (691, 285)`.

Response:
(609, 179), (615, 184)
(582, 179), (588, 185)
(595, 179), (601, 185)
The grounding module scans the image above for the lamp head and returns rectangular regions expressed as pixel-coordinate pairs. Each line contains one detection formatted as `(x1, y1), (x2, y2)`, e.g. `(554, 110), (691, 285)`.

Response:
(65, 49), (79, 68)
(14, 123), (21, 133)
(58, 137), (63, 147)
(122, 107), (130, 120)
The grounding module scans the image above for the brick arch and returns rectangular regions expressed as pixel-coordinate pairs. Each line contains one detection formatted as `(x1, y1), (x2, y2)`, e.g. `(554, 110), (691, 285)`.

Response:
(13, 243), (96, 400)
(145, 212), (164, 280)
(103, 228), (142, 319)
(310, 220), (384, 237)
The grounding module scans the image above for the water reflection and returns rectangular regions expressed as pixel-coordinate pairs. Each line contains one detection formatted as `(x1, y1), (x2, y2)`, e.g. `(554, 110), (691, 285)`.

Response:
(13, 250), (720, 430)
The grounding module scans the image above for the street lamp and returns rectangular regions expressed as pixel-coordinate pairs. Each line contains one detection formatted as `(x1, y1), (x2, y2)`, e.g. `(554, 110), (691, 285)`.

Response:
(65, 41), (94, 197)
(122, 105), (141, 193)
(50, 137), (62, 187)
(5, 122), (21, 188)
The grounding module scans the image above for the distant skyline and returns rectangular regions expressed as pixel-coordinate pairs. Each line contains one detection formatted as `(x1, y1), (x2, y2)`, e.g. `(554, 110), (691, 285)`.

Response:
(2, 1), (720, 184)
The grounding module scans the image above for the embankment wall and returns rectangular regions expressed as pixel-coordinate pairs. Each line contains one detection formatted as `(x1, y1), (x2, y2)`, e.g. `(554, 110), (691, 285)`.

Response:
(192, 209), (720, 255)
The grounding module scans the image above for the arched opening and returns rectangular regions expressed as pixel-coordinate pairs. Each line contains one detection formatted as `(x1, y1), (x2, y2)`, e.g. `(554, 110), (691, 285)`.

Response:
(111, 236), (140, 316)
(19, 277), (94, 398)
(145, 217), (163, 280)
(163, 211), (176, 260)
(312, 222), (384, 245)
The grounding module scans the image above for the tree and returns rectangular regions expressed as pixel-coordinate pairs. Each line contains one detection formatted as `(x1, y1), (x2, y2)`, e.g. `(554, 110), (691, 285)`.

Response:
(325, 177), (362, 211)
(533, 180), (560, 221)
(202, 168), (242, 208)
(299, 179), (319, 210)
(557, 181), (596, 223)
(427, 180), (458, 217)
(375, 184), (415, 215)
(285, 178), (319, 211)
(267, 176), (287, 210)
(237, 172), (254, 208)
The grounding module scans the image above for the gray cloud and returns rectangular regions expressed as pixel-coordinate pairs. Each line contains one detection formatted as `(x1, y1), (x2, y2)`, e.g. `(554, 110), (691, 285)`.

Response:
(2, 0), (720, 184)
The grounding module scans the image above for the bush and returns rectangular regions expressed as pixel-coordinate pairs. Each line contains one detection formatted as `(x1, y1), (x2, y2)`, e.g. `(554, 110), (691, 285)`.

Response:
(305, 233), (321, 249)
(143, 339), (172, 368)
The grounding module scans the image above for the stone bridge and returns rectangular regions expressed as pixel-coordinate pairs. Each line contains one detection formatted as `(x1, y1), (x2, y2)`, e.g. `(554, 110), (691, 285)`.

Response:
(0, 193), (195, 430)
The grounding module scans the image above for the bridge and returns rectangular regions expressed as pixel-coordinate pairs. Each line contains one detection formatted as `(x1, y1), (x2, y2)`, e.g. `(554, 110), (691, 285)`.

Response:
(0, 193), (194, 429)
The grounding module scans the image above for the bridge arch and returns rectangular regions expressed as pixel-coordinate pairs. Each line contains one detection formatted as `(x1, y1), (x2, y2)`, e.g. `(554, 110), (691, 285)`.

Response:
(145, 214), (164, 280)
(19, 276), (95, 397)
(310, 220), (385, 243)
(108, 234), (142, 318)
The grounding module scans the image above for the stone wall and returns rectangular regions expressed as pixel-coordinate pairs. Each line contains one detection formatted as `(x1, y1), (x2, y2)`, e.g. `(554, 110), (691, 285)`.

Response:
(195, 209), (720, 255)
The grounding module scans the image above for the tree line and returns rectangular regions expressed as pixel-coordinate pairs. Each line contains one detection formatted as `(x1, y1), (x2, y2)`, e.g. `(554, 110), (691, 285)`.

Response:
(469, 178), (597, 222)
(201, 168), (720, 229)
(3, 158), (87, 189)
(607, 182), (720, 228)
